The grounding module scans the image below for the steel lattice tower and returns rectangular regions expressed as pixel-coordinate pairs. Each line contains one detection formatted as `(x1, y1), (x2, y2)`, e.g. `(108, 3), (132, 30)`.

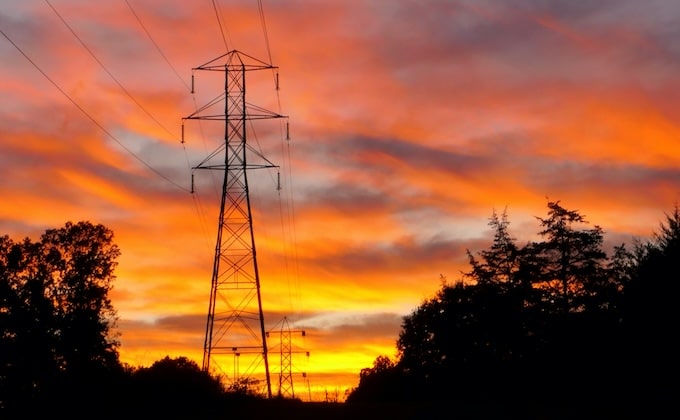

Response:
(183, 50), (285, 398)
(267, 317), (308, 398)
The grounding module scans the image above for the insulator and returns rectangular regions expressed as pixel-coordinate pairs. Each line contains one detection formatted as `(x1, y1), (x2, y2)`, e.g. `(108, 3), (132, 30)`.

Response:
(181, 122), (185, 144)
(191, 173), (194, 194)
(276, 72), (279, 90)
(286, 121), (290, 140)
(277, 171), (281, 191)
(191, 72), (195, 94)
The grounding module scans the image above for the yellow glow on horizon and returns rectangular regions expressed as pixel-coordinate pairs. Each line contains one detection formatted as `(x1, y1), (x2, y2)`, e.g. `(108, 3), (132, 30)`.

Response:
(117, 323), (394, 399)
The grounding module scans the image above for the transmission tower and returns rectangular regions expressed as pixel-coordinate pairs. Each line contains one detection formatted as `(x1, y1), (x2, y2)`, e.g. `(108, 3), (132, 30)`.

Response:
(267, 317), (309, 399)
(183, 50), (285, 398)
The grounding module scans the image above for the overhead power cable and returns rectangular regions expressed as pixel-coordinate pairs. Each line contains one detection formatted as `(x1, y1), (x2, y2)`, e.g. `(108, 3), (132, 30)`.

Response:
(254, 0), (303, 318)
(0, 29), (190, 193)
(122, 0), (216, 251)
(125, 0), (191, 92)
(44, 0), (181, 143)
(212, 0), (230, 51)
(257, 0), (272, 64)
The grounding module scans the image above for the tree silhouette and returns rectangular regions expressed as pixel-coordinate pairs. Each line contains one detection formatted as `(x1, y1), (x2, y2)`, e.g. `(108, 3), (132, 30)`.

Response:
(0, 221), (122, 412)
(348, 200), (632, 413)
(346, 355), (406, 403)
(129, 356), (224, 407)
(625, 204), (680, 406)
(465, 208), (521, 288)
(530, 201), (609, 314)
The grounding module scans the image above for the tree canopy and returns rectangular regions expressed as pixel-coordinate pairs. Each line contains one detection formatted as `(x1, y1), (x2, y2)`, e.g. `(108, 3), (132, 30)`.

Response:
(0, 221), (121, 411)
(348, 201), (675, 414)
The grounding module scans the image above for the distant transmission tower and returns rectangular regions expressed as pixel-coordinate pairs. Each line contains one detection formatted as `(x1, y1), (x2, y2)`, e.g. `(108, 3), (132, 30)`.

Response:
(267, 317), (309, 399)
(183, 50), (285, 398)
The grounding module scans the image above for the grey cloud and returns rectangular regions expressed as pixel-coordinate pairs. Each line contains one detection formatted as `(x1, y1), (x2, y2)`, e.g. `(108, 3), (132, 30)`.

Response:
(297, 232), (471, 280)
(526, 160), (680, 204)
(296, 311), (405, 348)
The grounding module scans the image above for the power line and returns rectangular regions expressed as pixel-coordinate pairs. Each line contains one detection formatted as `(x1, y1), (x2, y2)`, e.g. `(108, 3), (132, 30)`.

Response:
(60, 0), (218, 257)
(124, 0), (191, 92)
(118, 0), (225, 263)
(257, 0), (273, 64)
(121, 0), (222, 249)
(212, 0), (230, 51)
(0, 28), (190, 193)
(252, 0), (303, 318)
(44, 0), (181, 143)
(259, 1), (303, 317)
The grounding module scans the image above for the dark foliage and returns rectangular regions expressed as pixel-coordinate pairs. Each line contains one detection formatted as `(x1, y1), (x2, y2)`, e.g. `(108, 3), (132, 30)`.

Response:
(132, 355), (223, 395)
(625, 205), (680, 404)
(118, 356), (228, 416)
(348, 201), (675, 415)
(0, 221), (123, 413)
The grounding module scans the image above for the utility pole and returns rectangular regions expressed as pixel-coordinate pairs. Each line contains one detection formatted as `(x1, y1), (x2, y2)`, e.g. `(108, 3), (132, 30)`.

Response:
(183, 50), (285, 398)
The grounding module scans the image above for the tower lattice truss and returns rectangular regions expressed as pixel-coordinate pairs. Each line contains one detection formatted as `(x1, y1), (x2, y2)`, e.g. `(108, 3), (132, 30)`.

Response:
(184, 50), (285, 398)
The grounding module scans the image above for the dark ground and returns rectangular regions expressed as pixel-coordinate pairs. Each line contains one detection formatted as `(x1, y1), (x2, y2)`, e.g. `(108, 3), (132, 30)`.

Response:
(189, 397), (661, 420)
(9, 392), (669, 419)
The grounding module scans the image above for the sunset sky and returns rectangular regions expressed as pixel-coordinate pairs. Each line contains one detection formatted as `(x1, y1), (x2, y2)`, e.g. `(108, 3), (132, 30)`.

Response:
(2, 0), (679, 400)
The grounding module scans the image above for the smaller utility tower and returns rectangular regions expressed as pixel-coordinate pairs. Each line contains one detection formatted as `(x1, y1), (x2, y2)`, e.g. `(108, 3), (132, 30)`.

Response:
(267, 317), (309, 399)
(183, 50), (285, 398)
